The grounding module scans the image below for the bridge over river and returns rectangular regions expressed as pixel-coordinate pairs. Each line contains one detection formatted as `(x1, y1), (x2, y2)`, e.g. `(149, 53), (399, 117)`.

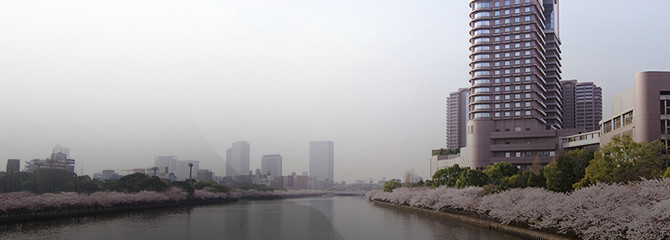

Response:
(324, 183), (382, 196)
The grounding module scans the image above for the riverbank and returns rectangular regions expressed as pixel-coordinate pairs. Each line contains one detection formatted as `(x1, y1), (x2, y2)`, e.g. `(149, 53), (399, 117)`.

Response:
(0, 195), (525, 240)
(371, 200), (571, 240)
(0, 198), (238, 225)
(0, 188), (326, 225)
(366, 178), (670, 239)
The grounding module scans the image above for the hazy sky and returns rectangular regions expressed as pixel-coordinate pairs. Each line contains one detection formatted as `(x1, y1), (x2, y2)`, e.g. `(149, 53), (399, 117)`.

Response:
(1, 0), (669, 182)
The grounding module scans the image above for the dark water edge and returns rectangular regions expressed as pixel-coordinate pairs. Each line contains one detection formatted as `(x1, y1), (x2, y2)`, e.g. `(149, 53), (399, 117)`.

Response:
(371, 200), (572, 240)
(0, 196), (524, 240)
(0, 199), (235, 225)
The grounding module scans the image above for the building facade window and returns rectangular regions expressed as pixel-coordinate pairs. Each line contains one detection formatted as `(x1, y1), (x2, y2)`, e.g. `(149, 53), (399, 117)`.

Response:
(474, 2), (490, 10)
(623, 111), (633, 126)
(473, 113), (491, 118)
(473, 87), (491, 93)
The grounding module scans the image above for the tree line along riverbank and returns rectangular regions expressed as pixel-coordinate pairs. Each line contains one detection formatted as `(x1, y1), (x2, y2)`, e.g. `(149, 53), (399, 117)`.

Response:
(367, 178), (670, 239)
(0, 184), (325, 224)
(372, 136), (670, 239)
(0, 165), (327, 224)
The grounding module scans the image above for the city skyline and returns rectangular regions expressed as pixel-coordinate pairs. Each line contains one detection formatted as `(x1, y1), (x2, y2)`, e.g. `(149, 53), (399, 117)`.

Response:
(1, 1), (669, 181)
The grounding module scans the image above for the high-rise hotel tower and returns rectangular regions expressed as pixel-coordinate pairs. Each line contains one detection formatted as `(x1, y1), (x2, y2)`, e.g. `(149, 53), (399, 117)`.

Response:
(465, 0), (566, 169)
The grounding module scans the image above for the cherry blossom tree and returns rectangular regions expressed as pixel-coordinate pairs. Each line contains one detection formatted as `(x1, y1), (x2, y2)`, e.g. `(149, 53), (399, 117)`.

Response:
(367, 178), (670, 239)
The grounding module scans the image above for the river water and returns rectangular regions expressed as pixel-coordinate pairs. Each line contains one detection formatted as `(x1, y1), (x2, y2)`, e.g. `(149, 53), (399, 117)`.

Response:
(0, 196), (522, 240)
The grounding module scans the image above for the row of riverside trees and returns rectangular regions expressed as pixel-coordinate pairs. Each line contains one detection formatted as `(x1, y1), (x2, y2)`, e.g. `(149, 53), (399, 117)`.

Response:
(0, 171), (231, 195)
(383, 135), (670, 193)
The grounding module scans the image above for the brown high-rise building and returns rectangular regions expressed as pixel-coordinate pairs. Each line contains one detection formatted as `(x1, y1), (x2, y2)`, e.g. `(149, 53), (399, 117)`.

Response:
(446, 88), (470, 150)
(600, 72), (670, 150)
(561, 80), (602, 132)
(464, 0), (569, 169)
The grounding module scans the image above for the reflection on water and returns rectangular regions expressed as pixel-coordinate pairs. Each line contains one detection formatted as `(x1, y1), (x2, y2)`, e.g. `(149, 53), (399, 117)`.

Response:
(0, 197), (522, 240)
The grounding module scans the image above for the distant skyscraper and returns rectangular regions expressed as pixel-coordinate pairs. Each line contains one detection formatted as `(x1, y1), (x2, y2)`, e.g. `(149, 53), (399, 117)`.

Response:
(226, 141), (250, 176)
(261, 154), (282, 177)
(309, 141), (334, 185)
(154, 156), (178, 177)
(6, 159), (20, 173)
(561, 80), (603, 132)
(446, 88), (470, 150)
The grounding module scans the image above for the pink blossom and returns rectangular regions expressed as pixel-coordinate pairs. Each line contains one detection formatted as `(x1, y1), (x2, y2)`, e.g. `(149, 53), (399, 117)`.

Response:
(366, 179), (670, 239)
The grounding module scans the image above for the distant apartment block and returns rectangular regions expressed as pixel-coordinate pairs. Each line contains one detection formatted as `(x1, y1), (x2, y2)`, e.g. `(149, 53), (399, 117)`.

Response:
(261, 154), (282, 178)
(93, 170), (121, 181)
(273, 172), (309, 189)
(309, 141), (334, 188)
(446, 88), (470, 150)
(6, 159), (20, 173)
(197, 169), (214, 181)
(562, 80), (602, 131)
(154, 156), (178, 179)
(25, 146), (75, 173)
(226, 141), (250, 177)
(252, 168), (272, 186)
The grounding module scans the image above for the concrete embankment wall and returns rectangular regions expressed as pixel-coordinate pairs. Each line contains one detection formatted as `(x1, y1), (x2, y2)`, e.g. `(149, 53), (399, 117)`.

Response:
(371, 200), (574, 240)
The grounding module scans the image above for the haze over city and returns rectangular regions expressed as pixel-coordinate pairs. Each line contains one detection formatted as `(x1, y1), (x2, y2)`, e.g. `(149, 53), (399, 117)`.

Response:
(1, 0), (669, 182)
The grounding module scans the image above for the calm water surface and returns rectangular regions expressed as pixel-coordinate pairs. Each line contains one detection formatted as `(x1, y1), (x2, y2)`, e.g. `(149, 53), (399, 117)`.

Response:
(0, 196), (522, 240)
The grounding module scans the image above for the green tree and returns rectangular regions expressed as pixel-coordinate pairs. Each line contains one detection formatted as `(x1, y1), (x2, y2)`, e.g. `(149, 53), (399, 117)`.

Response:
(431, 164), (465, 187)
(33, 169), (76, 193)
(525, 168), (546, 188)
(483, 162), (521, 185)
(78, 178), (102, 194)
(496, 174), (524, 191)
(138, 176), (168, 192)
(118, 173), (149, 192)
(433, 148), (460, 156)
(544, 149), (593, 192)
(194, 180), (231, 192)
(454, 168), (489, 189)
(111, 173), (168, 193)
(383, 179), (401, 192)
(0, 172), (33, 193)
(171, 181), (195, 196)
(664, 167), (670, 179)
(423, 179), (433, 187)
(574, 136), (669, 189)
